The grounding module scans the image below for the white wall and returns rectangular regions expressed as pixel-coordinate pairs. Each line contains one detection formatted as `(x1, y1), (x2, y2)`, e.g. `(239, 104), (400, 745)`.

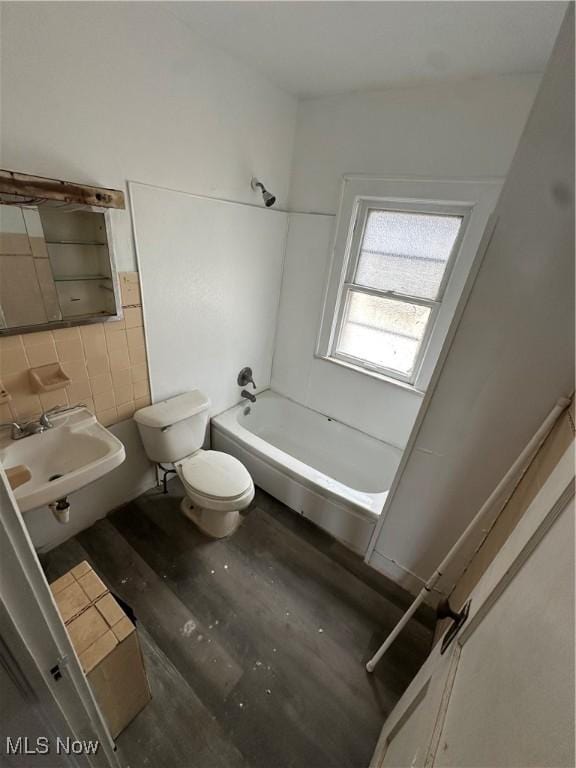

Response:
(0, 2), (297, 272)
(1, 2), (563, 572)
(369, 10), (574, 593)
(131, 182), (288, 414)
(288, 75), (540, 214)
(272, 76), (540, 448)
(0, 2), (297, 544)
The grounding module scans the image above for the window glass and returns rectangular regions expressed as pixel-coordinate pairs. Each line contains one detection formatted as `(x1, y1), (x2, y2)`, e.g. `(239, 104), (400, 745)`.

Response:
(355, 210), (463, 300)
(337, 291), (431, 376)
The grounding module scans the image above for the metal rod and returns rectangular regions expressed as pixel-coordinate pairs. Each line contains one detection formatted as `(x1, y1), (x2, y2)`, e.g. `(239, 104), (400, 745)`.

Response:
(366, 396), (571, 673)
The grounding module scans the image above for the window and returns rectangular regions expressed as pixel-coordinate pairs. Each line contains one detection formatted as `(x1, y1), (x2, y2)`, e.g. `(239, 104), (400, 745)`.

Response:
(317, 177), (502, 390)
(335, 205), (464, 382)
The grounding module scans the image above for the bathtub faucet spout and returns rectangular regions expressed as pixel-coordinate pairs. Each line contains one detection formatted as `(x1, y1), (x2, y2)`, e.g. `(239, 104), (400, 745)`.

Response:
(241, 389), (256, 404)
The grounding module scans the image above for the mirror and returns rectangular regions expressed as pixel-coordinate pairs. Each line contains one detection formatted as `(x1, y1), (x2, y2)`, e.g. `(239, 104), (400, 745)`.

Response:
(0, 203), (121, 334)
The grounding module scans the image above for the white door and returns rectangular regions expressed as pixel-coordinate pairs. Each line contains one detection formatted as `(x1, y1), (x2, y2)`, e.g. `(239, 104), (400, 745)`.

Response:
(370, 444), (575, 768)
(0, 469), (119, 768)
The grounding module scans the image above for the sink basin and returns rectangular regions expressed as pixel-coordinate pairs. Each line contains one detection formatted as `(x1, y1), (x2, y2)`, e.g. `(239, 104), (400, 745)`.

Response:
(0, 407), (126, 512)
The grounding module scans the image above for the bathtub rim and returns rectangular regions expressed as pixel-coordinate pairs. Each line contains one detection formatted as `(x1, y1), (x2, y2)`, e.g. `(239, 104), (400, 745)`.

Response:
(212, 426), (377, 554)
(254, 387), (406, 453)
(211, 390), (395, 519)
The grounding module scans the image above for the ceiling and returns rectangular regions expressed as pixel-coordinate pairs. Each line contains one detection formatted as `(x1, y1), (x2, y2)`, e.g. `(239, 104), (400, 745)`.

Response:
(166, 1), (566, 98)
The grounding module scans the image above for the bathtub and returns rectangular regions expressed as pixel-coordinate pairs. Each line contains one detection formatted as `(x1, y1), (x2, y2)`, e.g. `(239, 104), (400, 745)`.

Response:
(211, 390), (402, 553)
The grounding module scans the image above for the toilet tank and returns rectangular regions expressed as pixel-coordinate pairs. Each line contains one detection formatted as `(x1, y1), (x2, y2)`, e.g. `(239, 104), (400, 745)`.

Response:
(134, 391), (211, 463)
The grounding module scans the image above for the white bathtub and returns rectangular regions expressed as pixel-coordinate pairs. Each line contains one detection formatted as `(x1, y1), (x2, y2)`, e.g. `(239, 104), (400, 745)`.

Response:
(211, 390), (402, 553)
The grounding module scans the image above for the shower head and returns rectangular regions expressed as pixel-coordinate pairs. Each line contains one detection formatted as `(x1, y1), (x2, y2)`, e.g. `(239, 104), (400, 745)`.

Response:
(251, 177), (276, 208)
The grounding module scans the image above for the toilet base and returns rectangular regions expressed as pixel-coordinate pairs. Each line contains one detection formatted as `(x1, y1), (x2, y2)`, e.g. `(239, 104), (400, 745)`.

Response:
(180, 497), (241, 538)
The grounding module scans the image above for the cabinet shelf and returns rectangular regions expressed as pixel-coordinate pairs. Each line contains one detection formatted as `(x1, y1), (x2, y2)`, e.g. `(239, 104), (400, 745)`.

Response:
(53, 275), (112, 282)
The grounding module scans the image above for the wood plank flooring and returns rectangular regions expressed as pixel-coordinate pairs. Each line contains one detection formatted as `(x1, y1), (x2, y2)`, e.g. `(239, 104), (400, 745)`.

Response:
(41, 480), (433, 768)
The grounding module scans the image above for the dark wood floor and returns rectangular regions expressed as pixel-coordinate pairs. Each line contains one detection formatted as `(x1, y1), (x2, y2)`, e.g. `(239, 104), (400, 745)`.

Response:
(42, 480), (433, 768)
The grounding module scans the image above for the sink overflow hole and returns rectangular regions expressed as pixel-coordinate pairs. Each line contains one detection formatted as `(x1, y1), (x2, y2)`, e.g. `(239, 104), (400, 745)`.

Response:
(48, 474), (63, 482)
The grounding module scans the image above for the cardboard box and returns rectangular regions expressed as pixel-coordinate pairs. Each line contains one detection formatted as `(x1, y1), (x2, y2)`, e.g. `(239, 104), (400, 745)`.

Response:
(50, 561), (151, 738)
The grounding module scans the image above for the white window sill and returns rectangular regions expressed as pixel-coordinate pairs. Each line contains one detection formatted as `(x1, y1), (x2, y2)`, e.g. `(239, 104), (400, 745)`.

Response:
(314, 353), (426, 396)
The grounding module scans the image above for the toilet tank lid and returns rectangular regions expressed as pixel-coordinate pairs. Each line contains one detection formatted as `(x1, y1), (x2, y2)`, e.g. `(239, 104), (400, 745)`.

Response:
(134, 391), (210, 428)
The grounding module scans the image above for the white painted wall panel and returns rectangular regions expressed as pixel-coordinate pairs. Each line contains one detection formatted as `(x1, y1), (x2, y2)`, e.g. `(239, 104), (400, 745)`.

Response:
(370, 12), (574, 591)
(131, 183), (288, 413)
(271, 215), (332, 405)
(305, 359), (422, 450)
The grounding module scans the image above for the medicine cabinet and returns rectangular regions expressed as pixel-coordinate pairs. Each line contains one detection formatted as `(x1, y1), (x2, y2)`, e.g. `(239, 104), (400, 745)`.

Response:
(0, 170), (125, 335)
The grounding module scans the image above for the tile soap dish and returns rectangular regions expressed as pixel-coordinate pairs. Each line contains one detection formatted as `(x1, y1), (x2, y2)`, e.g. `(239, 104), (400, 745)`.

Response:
(29, 363), (71, 393)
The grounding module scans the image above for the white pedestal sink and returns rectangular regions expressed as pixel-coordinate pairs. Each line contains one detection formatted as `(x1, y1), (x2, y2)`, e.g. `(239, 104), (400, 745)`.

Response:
(0, 408), (126, 513)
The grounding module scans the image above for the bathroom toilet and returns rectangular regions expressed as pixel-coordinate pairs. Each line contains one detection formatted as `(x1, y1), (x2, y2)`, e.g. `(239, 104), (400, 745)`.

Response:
(134, 391), (254, 538)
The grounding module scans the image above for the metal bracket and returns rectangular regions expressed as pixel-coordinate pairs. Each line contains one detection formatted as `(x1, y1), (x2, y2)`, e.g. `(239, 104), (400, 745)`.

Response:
(49, 654), (69, 682)
(157, 463), (177, 494)
(439, 599), (471, 654)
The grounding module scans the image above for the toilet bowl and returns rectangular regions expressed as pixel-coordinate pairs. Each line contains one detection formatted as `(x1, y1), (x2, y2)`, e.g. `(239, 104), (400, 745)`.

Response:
(176, 449), (254, 537)
(134, 391), (254, 538)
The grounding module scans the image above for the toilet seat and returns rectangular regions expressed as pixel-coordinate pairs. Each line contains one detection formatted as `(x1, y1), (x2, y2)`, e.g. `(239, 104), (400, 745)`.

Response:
(175, 450), (254, 537)
(177, 450), (252, 501)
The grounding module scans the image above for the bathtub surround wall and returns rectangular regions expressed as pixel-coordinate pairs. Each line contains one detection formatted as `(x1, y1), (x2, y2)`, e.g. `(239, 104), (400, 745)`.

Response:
(131, 183), (288, 413)
(272, 214), (422, 448)
(271, 76), (540, 449)
(368, 11), (574, 593)
(0, 2), (297, 274)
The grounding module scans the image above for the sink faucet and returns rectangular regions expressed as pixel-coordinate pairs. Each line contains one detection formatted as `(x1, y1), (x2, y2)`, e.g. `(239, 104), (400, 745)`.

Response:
(0, 420), (47, 441)
(0, 404), (85, 440)
(39, 404), (85, 429)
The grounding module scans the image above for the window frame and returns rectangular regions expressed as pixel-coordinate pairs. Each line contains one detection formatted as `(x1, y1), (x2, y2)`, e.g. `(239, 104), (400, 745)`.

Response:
(332, 199), (471, 385)
(316, 176), (502, 392)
